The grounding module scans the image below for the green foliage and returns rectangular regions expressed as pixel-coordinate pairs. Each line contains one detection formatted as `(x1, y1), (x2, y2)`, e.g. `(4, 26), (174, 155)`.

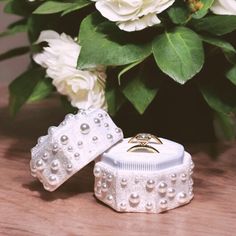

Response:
(153, 27), (204, 84)
(1, 0), (236, 140)
(78, 13), (152, 69)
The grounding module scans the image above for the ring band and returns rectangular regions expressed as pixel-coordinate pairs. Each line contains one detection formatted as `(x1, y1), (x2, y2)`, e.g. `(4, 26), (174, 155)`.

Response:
(127, 133), (162, 153)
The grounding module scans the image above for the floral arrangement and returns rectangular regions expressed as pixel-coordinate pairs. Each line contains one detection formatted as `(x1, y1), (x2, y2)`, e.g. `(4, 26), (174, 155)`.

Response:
(1, 0), (236, 140)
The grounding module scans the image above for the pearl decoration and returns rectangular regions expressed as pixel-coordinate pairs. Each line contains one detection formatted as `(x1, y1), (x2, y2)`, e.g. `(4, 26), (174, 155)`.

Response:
(93, 167), (102, 177)
(158, 182), (167, 193)
(52, 143), (58, 153)
(107, 134), (113, 139)
(121, 178), (128, 187)
(171, 173), (177, 182)
(167, 188), (176, 198)
(67, 146), (73, 152)
(80, 123), (90, 134)
(38, 137), (44, 144)
(65, 114), (73, 120)
(49, 175), (57, 184)
(74, 153), (80, 159)
(66, 163), (73, 172)
(159, 199), (168, 209)
(107, 195), (113, 202)
(60, 135), (68, 145)
(146, 202), (153, 211)
(104, 123), (109, 128)
(101, 183), (108, 192)
(181, 173), (187, 182)
(42, 152), (48, 161)
(94, 118), (101, 125)
(77, 141), (83, 147)
(36, 160), (44, 170)
(92, 136), (98, 142)
(129, 193), (140, 205)
(98, 113), (103, 118)
(178, 192), (187, 204)
(60, 121), (66, 126)
(120, 202), (127, 211)
(115, 128), (121, 133)
(107, 174), (113, 182)
(146, 179), (155, 190)
(51, 160), (60, 171)
(48, 126), (56, 135)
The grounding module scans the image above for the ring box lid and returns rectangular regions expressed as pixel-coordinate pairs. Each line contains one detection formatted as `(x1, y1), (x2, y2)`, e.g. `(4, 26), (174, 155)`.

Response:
(101, 138), (185, 171)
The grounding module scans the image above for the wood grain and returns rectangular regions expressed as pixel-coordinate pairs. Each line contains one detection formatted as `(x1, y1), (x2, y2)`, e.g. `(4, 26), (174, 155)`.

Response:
(0, 86), (236, 236)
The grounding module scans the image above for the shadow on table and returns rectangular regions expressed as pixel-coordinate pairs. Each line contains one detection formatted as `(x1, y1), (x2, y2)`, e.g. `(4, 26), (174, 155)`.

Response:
(22, 163), (95, 201)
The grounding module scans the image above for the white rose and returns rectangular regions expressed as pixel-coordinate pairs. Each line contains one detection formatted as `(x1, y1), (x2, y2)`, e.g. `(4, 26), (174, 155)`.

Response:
(33, 30), (107, 111)
(92, 0), (175, 32)
(211, 0), (236, 15)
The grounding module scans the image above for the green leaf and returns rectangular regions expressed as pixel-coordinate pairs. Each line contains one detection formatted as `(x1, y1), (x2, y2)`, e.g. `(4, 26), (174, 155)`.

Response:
(199, 77), (236, 114)
(226, 66), (236, 86)
(4, 0), (36, 16)
(201, 35), (236, 53)
(192, 0), (214, 19)
(28, 78), (54, 102)
(0, 24), (27, 37)
(122, 66), (158, 114)
(191, 15), (236, 36)
(78, 13), (152, 69)
(167, 2), (190, 24)
(213, 112), (236, 141)
(152, 26), (204, 84)
(9, 68), (45, 116)
(0, 46), (29, 62)
(33, 1), (73, 14)
(61, 0), (91, 16)
(106, 87), (125, 116)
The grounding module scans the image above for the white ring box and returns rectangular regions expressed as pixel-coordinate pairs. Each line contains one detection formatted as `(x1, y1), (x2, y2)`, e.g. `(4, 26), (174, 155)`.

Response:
(30, 109), (123, 191)
(94, 138), (194, 213)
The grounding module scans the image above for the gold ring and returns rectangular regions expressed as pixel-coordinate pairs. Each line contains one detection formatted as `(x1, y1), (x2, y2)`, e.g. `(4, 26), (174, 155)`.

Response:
(127, 133), (162, 153)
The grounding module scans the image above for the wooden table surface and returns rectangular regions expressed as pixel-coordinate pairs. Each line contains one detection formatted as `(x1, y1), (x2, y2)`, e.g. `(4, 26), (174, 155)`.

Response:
(0, 86), (236, 236)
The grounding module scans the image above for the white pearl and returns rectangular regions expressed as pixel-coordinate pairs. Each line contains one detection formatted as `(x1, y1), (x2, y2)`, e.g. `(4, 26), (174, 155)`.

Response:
(49, 175), (57, 184)
(167, 188), (176, 198)
(66, 163), (73, 172)
(65, 114), (73, 120)
(77, 141), (83, 147)
(104, 123), (109, 128)
(158, 182), (167, 193)
(181, 173), (187, 182)
(48, 126), (56, 135)
(107, 134), (113, 139)
(98, 113), (103, 118)
(146, 202), (153, 211)
(60, 135), (68, 145)
(129, 193), (140, 205)
(67, 146), (73, 152)
(60, 121), (66, 126)
(80, 123), (90, 134)
(101, 183), (108, 192)
(107, 195), (113, 202)
(115, 128), (121, 133)
(36, 160), (44, 170)
(146, 179), (155, 190)
(107, 174), (113, 182)
(171, 173), (177, 182)
(38, 136), (44, 144)
(51, 160), (60, 171)
(74, 153), (80, 159)
(120, 178), (127, 187)
(94, 167), (101, 177)
(42, 152), (48, 161)
(159, 199), (168, 209)
(94, 118), (101, 125)
(92, 136), (98, 142)
(52, 143), (58, 153)
(178, 192), (187, 204)
(120, 202), (127, 211)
